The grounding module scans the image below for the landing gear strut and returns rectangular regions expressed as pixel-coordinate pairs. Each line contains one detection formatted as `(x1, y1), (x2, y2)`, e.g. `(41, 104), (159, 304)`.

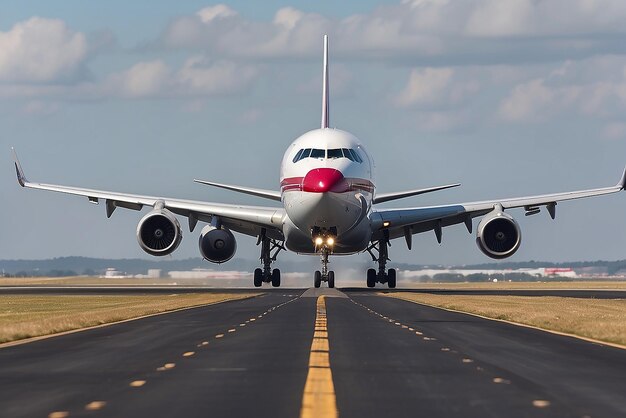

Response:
(366, 237), (396, 288)
(314, 247), (335, 288)
(254, 231), (284, 287)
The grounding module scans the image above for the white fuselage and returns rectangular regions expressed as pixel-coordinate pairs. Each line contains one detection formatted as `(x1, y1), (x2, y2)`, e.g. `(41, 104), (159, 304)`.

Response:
(280, 128), (375, 254)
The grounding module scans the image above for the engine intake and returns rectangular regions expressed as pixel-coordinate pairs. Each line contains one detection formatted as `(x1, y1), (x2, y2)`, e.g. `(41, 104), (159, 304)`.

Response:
(199, 225), (237, 263)
(137, 209), (182, 256)
(476, 208), (521, 259)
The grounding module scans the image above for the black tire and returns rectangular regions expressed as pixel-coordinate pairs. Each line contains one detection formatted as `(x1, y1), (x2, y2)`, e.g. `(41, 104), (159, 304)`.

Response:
(387, 268), (396, 289)
(366, 268), (376, 288)
(328, 271), (335, 288)
(314, 271), (322, 288)
(271, 269), (281, 287)
(253, 268), (263, 287)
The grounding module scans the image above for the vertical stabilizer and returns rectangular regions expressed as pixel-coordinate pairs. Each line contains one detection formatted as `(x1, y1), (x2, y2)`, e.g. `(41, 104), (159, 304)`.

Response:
(321, 35), (329, 129)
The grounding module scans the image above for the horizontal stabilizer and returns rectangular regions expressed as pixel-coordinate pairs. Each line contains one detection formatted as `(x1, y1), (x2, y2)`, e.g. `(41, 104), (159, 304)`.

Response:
(374, 183), (460, 204)
(194, 179), (282, 202)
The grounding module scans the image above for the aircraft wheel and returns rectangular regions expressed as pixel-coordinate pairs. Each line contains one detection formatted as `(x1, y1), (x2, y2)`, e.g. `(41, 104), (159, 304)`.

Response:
(366, 269), (376, 288)
(387, 268), (396, 289)
(314, 271), (322, 288)
(328, 271), (335, 288)
(271, 269), (281, 287)
(253, 268), (263, 287)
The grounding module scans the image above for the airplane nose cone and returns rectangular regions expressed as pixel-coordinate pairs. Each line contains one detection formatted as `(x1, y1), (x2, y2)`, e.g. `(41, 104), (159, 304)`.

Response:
(302, 168), (347, 193)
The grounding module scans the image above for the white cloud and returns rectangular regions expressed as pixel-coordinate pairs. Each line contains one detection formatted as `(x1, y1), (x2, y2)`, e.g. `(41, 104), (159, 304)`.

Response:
(273, 7), (304, 30)
(499, 79), (558, 121)
(1, 57), (259, 100)
(158, 1), (626, 64)
(499, 57), (626, 122)
(0, 17), (87, 82)
(110, 60), (170, 98)
(394, 68), (454, 107)
(196, 4), (238, 23)
(98, 57), (258, 99)
(465, 0), (533, 36)
(394, 67), (479, 108)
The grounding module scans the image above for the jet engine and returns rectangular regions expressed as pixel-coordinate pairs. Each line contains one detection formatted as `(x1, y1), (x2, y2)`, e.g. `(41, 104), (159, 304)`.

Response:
(476, 207), (521, 259)
(136, 209), (182, 256)
(199, 225), (237, 263)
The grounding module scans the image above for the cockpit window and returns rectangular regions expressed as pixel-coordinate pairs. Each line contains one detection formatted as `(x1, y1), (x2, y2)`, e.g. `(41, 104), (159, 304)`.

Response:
(292, 147), (363, 163)
(292, 149), (304, 163)
(327, 149), (343, 159)
(351, 149), (363, 163)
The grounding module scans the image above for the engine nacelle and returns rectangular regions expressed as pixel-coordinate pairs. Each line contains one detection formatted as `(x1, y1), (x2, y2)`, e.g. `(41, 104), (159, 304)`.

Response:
(476, 208), (521, 259)
(199, 225), (237, 263)
(136, 209), (182, 256)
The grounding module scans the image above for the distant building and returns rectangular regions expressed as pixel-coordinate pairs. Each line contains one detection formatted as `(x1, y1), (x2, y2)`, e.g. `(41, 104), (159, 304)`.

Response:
(402, 267), (578, 280)
(101, 268), (131, 279)
(147, 269), (161, 279)
(168, 268), (249, 279)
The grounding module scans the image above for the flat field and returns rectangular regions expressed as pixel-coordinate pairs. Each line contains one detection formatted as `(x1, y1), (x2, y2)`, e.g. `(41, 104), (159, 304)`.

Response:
(0, 293), (256, 344)
(386, 292), (626, 346)
(397, 281), (626, 290)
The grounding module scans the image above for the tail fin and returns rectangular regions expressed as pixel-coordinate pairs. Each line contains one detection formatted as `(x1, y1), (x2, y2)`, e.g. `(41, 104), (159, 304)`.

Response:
(321, 35), (329, 129)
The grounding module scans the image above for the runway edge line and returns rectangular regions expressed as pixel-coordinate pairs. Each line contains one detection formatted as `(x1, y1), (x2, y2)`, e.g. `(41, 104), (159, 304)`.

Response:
(383, 293), (626, 350)
(0, 294), (259, 349)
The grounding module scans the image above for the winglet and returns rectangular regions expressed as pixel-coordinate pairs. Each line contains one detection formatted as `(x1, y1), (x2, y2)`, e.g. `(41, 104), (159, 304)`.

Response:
(11, 148), (28, 187)
(321, 34), (329, 129)
(618, 166), (626, 190)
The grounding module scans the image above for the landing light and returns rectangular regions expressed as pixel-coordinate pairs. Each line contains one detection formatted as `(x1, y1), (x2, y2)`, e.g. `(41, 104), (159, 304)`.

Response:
(383, 221), (391, 227)
(327, 237), (335, 246)
(315, 237), (324, 246)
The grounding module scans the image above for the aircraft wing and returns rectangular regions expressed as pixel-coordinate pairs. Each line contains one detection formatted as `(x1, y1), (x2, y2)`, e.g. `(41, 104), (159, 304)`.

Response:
(370, 167), (626, 245)
(13, 150), (285, 238)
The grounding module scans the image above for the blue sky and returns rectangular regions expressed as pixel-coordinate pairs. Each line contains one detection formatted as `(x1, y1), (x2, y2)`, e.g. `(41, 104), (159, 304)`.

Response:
(2, 1), (626, 266)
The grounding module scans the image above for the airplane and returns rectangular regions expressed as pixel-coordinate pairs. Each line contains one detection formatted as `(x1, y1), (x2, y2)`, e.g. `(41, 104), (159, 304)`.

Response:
(12, 35), (626, 289)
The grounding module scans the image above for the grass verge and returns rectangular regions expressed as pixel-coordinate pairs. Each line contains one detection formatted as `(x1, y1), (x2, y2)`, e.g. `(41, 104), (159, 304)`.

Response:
(395, 281), (626, 290)
(385, 293), (626, 347)
(0, 293), (257, 344)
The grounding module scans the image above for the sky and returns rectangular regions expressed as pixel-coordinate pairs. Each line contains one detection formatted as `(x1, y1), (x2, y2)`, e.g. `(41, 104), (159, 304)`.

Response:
(2, 0), (626, 267)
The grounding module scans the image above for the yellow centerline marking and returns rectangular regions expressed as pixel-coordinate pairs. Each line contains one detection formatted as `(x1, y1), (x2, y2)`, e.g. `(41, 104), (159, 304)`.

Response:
(215, 334), (224, 339)
(300, 296), (338, 418)
(49, 412), (69, 418)
(129, 380), (146, 387)
(85, 401), (106, 411)
(157, 362), (176, 371)
(183, 351), (195, 357)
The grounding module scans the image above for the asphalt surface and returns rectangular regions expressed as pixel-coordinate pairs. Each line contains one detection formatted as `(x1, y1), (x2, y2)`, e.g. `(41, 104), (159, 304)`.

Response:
(0, 288), (625, 418)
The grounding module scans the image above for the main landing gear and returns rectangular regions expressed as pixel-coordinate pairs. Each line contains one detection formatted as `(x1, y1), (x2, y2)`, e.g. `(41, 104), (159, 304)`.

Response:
(366, 237), (396, 288)
(314, 247), (335, 289)
(254, 231), (285, 288)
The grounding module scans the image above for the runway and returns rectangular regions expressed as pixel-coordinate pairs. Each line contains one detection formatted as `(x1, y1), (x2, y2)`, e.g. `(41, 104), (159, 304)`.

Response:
(0, 288), (624, 417)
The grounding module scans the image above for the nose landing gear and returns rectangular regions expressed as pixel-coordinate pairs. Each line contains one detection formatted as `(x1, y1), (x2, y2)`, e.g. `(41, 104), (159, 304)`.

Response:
(314, 247), (335, 288)
(366, 237), (396, 288)
(312, 231), (336, 288)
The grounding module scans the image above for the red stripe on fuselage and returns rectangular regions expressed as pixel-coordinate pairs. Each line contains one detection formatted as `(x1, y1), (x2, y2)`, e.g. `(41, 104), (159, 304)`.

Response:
(281, 170), (374, 194)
